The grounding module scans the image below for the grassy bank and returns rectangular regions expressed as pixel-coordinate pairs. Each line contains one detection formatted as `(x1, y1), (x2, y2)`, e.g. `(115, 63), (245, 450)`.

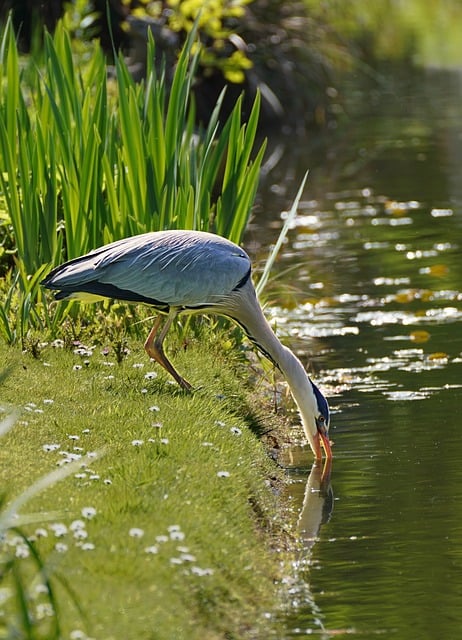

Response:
(0, 331), (289, 639)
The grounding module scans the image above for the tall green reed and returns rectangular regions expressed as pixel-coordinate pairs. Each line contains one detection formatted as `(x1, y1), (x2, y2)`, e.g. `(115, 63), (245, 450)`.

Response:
(0, 17), (265, 344)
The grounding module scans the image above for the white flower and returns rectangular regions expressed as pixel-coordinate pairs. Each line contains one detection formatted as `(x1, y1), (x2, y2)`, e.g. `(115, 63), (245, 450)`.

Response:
(180, 553), (196, 562)
(36, 603), (54, 619)
(144, 545), (159, 554)
(191, 566), (214, 576)
(149, 405), (160, 412)
(74, 347), (92, 357)
(80, 542), (95, 551)
(42, 443), (60, 452)
(144, 371), (158, 380)
(155, 535), (169, 544)
(15, 544), (30, 558)
(73, 529), (88, 540)
(35, 583), (49, 595)
(55, 542), (68, 553)
(129, 528), (144, 538)
(60, 452), (82, 462)
(50, 523), (68, 537)
(43, 399), (54, 405)
(230, 427), (242, 436)
(169, 530), (185, 541)
(81, 506), (97, 520)
(70, 520), (86, 531)
(160, 438), (169, 445)
(131, 439), (144, 446)
(217, 471), (230, 478)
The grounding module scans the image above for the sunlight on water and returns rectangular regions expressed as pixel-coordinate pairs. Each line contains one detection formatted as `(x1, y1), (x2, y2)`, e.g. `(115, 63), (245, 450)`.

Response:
(253, 69), (462, 638)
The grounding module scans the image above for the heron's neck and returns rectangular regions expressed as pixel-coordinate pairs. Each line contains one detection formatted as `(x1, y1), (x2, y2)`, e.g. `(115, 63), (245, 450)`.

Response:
(228, 284), (318, 451)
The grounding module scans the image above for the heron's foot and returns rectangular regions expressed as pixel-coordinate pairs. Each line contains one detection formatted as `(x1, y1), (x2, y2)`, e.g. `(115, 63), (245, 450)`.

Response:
(177, 376), (193, 392)
(144, 342), (193, 391)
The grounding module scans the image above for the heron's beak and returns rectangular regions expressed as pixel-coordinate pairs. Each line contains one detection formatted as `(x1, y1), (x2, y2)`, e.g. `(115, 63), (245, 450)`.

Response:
(315, 419), (333, 461)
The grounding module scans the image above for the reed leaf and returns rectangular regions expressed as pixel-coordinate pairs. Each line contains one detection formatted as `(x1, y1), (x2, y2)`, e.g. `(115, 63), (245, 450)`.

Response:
(0, 18), (265, 344)
(256, 171), (309, 298)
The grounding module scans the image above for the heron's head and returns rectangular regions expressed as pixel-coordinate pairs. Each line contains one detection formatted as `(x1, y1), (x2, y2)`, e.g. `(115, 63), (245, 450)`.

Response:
(310, 380), (332, 460)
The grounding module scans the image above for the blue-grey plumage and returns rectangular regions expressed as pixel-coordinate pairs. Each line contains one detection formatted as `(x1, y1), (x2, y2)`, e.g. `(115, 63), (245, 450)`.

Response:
(42, 231), (251, 309)
(42, 230), (332, 460)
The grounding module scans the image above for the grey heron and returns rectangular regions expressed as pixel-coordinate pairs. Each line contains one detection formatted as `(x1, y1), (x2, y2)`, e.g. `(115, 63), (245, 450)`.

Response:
(42, 230), (332, 460)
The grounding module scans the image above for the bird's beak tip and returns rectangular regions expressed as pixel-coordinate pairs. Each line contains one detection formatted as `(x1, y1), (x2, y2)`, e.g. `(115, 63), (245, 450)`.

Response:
(313, 428), (333, 461)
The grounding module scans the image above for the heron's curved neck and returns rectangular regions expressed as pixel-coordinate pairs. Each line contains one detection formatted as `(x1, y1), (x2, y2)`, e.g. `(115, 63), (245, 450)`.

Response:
(226, 283), (318, 450)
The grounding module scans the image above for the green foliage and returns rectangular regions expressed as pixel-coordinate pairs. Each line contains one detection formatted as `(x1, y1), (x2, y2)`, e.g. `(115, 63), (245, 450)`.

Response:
(0, 17), (265, 346)
(127, 0), (254, 83)
(304, 0), (462, 67)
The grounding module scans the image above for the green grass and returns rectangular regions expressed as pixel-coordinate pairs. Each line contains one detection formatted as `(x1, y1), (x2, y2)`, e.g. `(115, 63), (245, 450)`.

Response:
(0, 333), (288, 639)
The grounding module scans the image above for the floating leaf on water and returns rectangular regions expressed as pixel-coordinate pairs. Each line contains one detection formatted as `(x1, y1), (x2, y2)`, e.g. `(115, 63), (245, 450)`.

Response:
(395, 291), (416, 304)
(385, 200), (406, 215)
(420, 264), (449, 277)
(427, 352), (449, 361)
(385, 199), (420, 214)
(410, 330), (430, 343)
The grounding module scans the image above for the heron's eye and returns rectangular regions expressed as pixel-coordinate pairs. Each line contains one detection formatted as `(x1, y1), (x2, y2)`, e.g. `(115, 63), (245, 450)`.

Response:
(318, 415), (325, 423)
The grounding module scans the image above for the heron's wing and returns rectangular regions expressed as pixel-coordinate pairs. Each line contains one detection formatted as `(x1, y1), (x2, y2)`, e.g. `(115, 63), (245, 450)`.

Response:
(43, 231), (252, 307)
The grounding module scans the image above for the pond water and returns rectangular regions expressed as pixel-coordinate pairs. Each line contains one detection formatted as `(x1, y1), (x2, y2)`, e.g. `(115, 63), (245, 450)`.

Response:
(250, 68), (462, 638)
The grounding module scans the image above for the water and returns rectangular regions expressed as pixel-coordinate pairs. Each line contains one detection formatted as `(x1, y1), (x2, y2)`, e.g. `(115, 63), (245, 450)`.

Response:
(251, 68), (462, 638)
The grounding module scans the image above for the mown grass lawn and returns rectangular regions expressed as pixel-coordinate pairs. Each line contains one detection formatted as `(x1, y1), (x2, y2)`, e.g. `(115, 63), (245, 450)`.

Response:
(0, 332), (290, 639)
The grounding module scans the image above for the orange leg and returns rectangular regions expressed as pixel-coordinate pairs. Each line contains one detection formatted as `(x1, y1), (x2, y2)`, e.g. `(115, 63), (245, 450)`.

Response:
(144, 311), (192, 391)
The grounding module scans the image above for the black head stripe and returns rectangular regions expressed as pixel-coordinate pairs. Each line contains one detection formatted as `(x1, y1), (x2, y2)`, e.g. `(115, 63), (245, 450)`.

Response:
(310, 379), (330, 427)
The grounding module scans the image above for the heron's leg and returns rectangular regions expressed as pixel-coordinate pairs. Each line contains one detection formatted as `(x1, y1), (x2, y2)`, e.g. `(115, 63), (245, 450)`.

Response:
(144, 311), (193, 391)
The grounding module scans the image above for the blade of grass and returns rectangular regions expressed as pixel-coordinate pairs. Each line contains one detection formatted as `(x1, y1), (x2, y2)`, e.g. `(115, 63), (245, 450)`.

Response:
(256, 170), (309, 298)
